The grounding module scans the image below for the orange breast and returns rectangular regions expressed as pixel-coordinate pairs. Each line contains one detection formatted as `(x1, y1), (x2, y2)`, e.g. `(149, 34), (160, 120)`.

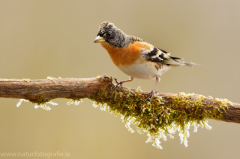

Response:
(101, 42), (149, 66)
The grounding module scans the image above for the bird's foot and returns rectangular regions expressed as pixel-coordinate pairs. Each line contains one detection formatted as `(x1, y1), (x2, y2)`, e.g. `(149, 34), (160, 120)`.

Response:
(142, 90), (154, 104)
(111, 78), (123, 91)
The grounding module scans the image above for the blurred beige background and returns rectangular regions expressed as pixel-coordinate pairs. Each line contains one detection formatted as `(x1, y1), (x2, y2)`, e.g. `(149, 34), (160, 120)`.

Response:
(0, 0), (240, 158)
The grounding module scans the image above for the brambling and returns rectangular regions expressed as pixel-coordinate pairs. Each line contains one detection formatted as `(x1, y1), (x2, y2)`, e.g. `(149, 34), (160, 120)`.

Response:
(94, 21), (196, 102)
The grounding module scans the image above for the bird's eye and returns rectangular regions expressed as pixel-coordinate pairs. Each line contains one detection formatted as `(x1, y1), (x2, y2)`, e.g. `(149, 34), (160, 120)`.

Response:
(107, 31), (112, 35)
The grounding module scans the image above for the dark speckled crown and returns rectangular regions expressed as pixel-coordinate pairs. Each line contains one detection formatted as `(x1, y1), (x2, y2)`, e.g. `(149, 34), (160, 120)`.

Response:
(97, 21), (131, 48)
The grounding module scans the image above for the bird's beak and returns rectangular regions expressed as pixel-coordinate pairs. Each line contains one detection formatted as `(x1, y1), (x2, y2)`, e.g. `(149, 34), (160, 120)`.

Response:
(94, 36), (105, 43)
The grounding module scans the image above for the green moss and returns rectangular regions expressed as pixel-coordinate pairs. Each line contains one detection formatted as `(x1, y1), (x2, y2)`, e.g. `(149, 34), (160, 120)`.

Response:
(28, 93), (50, 104)
(20, 91), (56, 111)
(24, 90), (32, 99)
(24, 91), (50, 104)
(90, 87), (231, 149)
(67, 98), (83, 105)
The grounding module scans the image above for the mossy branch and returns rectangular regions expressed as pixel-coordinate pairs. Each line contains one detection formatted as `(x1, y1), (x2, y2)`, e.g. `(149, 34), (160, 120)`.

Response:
(0, 75), (239, 123)
(1, 75), (239, 149)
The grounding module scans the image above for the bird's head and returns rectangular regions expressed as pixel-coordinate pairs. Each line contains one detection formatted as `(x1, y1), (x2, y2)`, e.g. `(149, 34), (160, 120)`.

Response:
(94, 21), (130, 48)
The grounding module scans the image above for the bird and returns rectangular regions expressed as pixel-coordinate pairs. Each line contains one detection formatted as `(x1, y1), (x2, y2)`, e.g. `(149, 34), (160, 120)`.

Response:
(94, 21), (196, 103)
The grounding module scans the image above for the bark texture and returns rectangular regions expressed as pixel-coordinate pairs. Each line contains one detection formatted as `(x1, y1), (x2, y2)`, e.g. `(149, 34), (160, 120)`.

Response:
(0, 75), (239, 123)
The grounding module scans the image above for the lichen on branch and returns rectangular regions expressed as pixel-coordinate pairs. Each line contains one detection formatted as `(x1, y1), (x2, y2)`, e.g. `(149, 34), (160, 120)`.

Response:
(0, 75), (239, 149)
(90, 85), (231, 149)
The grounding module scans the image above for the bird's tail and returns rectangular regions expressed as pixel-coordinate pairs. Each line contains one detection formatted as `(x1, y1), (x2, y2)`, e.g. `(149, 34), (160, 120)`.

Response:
(170, 56), (198, 67)
(183, 61), (198, 67)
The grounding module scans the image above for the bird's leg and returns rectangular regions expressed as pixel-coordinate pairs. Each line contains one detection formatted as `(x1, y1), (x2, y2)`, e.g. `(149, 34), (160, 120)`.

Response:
(142, 76), (160, 103)
(112, 76), (134, 91)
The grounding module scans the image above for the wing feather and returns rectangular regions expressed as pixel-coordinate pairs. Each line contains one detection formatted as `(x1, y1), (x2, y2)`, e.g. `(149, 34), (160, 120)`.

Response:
(143, 46), (195, 66)
(129, 36), (196, 67)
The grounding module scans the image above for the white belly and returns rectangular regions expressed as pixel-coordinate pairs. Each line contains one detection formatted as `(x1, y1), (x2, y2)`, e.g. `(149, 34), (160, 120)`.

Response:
(117, 60), (169, 79)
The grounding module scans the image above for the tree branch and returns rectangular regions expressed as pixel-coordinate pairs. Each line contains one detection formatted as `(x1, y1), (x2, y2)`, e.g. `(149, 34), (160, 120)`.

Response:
(0, 75), (239, 124)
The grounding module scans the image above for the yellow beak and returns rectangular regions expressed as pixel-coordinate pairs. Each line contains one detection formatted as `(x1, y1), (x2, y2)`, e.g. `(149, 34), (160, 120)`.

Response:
(94, 36), (105, 43)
